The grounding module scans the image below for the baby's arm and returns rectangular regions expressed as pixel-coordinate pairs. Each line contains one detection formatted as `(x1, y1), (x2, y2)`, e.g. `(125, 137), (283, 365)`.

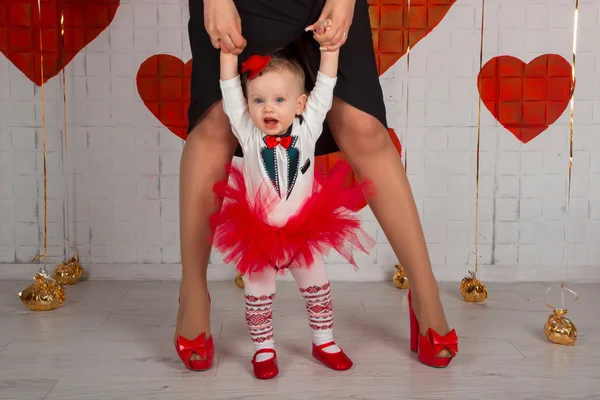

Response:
(220, 52), (253, 144)
(317, 49), (339, 79)
(303, 50), (339, 142)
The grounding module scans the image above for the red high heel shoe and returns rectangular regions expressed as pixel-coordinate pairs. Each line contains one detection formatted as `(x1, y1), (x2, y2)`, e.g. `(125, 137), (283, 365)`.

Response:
(251, 349), (279, 379)
(407, 290), (458, 368)
(175, 292), (214, 371)
(312, 342), (353, 371)
(175, 333), (214, 371)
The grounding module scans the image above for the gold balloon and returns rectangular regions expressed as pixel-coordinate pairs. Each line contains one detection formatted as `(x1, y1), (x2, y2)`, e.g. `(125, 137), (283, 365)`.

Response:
(460, 271), (487, 302)
(52, 254), (84, 285)
(234, 272), (244, 289)
(392, 264), (409, 289)
(543, 284), (579, 346)
(19, 272), (66, 311)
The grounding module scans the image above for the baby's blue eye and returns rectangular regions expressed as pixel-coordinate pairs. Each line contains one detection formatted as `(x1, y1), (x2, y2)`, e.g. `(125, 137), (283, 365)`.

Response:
(276, 97), (284, 103)
(255, 98), (264, 104)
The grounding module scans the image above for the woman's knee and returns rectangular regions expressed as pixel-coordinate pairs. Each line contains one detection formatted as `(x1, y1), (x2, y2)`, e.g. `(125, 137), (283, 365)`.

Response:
(328, 99), (390, 158)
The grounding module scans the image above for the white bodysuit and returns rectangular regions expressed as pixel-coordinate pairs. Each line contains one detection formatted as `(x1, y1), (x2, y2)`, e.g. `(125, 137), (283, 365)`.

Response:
(219, 71), (337, 228)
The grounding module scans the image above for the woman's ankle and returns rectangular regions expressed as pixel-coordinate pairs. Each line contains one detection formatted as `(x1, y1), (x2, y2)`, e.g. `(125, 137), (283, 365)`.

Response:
(176, 281), (211, 340)
(409, 290), (449, 335)
(408, 273), (440, 298)
(179, 276), (208, 296)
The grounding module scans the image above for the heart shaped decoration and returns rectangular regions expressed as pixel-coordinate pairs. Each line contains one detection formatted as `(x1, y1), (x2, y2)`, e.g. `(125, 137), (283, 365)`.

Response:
(0, 0), (120, 86)
(136, 54), (192, 140)
(477, 54), (574, 143)
(368, 0), (456, 75)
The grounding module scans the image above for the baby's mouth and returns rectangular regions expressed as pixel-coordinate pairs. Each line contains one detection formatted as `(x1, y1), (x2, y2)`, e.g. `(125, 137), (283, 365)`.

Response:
(264, 117), (278, 129)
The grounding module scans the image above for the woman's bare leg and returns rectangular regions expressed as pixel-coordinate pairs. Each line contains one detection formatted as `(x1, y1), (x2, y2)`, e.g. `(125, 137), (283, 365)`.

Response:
(175, 101), (238, 358)
(327, 99), (451, 357)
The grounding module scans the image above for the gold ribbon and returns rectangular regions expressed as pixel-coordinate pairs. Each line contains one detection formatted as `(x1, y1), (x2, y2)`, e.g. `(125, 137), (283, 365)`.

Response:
(60, 2), (67, 153)
(564, 0), (578, 280)
(31, 0), (49, 275)
(61, 3), (68, 153)
(473, 0), (485, 277)
(59, 1), (72, 259)
(545, 284), (578, 310)
(567, 0), (578, 201)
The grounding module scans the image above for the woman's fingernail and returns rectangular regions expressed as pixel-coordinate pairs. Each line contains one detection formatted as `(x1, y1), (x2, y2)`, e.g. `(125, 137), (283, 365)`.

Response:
(319, 46), (327, 51)
(305, 26), (312, 31)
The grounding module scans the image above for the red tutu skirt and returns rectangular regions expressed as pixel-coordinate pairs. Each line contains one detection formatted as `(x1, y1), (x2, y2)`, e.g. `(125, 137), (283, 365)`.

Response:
(209, 160), (376, 277)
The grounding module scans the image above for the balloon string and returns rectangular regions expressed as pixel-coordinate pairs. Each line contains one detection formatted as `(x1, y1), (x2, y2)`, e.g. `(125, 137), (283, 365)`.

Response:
(474, 0), (485, 277)
(32, 0), (48, 276)
(60, 2), (71, 259)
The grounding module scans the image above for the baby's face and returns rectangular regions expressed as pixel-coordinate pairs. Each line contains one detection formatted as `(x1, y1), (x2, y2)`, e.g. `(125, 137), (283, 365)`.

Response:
(246, 69), (307, 135)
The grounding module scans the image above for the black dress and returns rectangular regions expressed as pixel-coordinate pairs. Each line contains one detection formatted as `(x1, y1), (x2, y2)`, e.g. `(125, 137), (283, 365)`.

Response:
(187, 0), (387, 157)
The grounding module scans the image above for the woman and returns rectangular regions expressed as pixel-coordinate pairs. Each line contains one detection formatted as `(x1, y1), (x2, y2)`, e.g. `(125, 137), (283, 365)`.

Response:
(174, 0), (457, 371)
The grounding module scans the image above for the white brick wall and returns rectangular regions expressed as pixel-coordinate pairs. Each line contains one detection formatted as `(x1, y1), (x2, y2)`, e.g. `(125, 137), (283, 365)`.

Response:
(1, 0), (599, 281)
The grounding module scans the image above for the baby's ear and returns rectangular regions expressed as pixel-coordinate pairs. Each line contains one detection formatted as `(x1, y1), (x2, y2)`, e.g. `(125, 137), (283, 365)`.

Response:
(296, 93), (308, 115)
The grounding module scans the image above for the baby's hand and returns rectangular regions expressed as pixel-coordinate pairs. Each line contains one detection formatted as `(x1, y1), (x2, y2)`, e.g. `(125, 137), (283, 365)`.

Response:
(307, 19), (333, 50)
(315, 18), (332, 35)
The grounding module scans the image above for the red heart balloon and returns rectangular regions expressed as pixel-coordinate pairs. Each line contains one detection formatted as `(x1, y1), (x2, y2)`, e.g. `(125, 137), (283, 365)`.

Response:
(136, 54), (192, 140)
(477, 54), (574, 144)
(0, 0), (120, 86)
(368, 0), (456, 75)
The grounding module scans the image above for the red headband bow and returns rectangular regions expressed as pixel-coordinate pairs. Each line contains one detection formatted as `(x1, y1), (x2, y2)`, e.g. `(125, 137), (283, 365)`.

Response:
(241, 54), (271, 79)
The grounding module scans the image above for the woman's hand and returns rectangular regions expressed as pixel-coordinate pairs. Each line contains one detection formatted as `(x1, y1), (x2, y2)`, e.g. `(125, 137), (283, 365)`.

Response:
(204, 0), (247, 54)
(306, 0), (355, 51)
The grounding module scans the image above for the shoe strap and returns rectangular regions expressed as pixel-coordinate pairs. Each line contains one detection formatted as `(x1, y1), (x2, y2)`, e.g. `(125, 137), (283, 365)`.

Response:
(315, 341), (337, 351)
(176, 332), (209, 348)
(253, 348), (276, 362)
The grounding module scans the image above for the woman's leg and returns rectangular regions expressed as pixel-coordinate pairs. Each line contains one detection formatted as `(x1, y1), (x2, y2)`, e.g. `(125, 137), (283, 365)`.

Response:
(326, 99), (451, 357)
(175, 101), (239, 356)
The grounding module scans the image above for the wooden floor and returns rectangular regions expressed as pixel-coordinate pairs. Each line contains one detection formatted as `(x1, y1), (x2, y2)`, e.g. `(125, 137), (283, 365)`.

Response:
(1, 280), (599, 399)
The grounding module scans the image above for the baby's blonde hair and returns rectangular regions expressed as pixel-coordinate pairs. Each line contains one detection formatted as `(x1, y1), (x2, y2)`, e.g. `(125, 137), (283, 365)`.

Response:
(242, 50), (306, 94)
